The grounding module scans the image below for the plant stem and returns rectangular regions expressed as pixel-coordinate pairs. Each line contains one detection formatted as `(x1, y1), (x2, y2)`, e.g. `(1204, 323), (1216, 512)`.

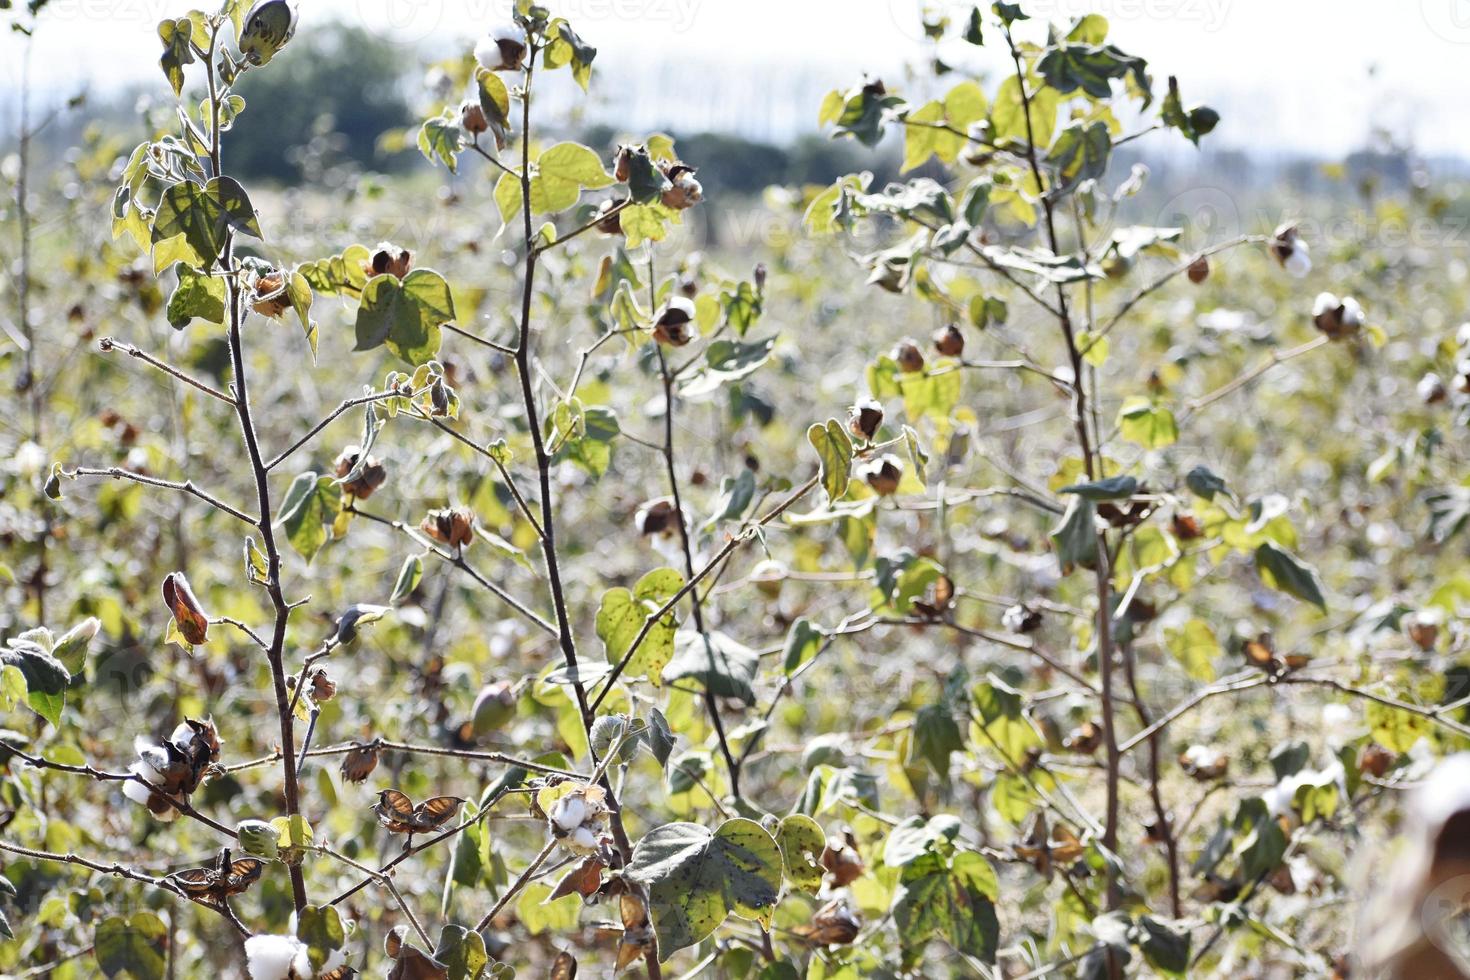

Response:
(656, 342), (743, 801)
(1003, 23), (1121, 913)
(205, 25), (308, 914)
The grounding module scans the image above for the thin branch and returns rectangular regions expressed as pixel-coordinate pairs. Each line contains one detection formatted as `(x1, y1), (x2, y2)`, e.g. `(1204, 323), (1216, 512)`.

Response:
(263, 387), (416, 472)
(444, 321), (517, 355)
(99, 337), (235, 405)
(69, 466), (255, 526)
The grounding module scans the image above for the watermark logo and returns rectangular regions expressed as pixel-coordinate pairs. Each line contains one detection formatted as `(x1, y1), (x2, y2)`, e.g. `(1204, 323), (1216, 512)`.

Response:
(1422, 0), (1470, 43)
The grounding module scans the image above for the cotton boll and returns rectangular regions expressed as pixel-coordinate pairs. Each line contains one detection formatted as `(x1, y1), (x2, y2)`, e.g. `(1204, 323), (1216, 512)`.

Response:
(571, 826), (600, 852)
(1322, 703), (1353, 729)
(1313, 292), (1339, 317)
(475, 24), (527, 72)
(12, 441), (45, 478)
(551, 794), (589, 833)
(122, 773), (155, 808)
(244, 935), (309, 980)
(1284, 246), (1312, 278)
(1340, 296), (1364, 329)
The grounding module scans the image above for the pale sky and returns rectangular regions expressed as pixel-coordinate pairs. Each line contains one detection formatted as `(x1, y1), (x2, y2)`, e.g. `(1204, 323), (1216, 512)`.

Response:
(3, 0), (1467, 156)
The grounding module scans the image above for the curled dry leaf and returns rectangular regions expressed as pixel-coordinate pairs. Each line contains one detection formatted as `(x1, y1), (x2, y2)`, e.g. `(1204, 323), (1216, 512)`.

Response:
(793, 898), (863, 946)
(548, 855), (604, 903)
(616, 889), (657, 971)
(340, 742), (380, 783)
(820, 826), (865, 888)
(162, 571), (209, 646)
(550, 950), (578, 979)
(1012, 811), (1085, 879)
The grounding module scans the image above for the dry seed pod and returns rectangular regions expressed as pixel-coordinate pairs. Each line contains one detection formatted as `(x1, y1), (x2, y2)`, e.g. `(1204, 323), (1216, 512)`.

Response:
(1312, 291), (1363, 339)
(373, 789), (464, 836)
(1063, 721), (1103, 754)
(1418, 372), (1447, 405)
(933, 323), (965, 357)
(652, 296), (696, 347)
(162, 572), (209, 646)
(1358, 743), (1396, 778)
(847, 397), (884, 442)
(594, 197), (626, 236)
(339, 742), (379, 783)
(334, 446), (387, 500)
(1270, 223), (1312, 277)
(658, 161), (703, 210)
(893, 339), (925, 374)
(1171, 512), (1203, 541)
(460, 100), (489, 135)
(635, 497), (681, 537)
(1187, 255), (1210, 283)
(793, 899), (863, 946)
(420, 507), (475, 549)
(860, 455), (903, 497)
(820, 827), (865, 887)
(250, 271), (291, 318)
(1002, 603), (1043, 634)
(1179, 744), (1228, 781)
(364, 242), (413, 280)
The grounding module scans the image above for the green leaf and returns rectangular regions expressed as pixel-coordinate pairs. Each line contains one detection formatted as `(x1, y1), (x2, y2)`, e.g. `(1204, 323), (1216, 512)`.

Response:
(296, 905), (345, 973)
(354, 268), (455, 365)
(971, 676), (1041, 762)
(679, 336), (776, 398)
(625, 818), (784, 959)
(418, 110), (464, 173)
(432, 924), (489, 980)
(1117, 396), (1178, 449)
(1137, 915), (1191, 977)
(391, 555), (423, 605)
(1162, 619), (1217, 682)
(1050, 496), (1099, 574)
(884, 814), (963, 868)
(0, 638), (69, 728)
(807, 419), (854, 505)
(1045, 120), (1111, 196)
(596, 568), (684, 685)
(776, 814), (826, 893)
(1186, 464), (1229, 501)
(278, 472), (340, 563)
(157, 18), (196, 97)
(0, 665), (27, 714)
(1233, 798), (1286, 880)
(1037, 43), (1150, 105)
(530, 141), (614, 215)
(782, 617), (823, 674)
(663, 630), (759, 705)
(1255, 542), (1327, 611)
(1059, 475), (1137, 500)
(991, 74), (1056, 146)
(151, 176), (262, 271)
(166, 262), (226, 328)
(95, 912), (167, 979)
(892, 850), (1000, 961)
(913, 702), (965, 776)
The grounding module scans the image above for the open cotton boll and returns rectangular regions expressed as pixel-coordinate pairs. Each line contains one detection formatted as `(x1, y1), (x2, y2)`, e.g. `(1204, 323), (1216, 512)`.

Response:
(1340, 296), (1364, 328)
(551, 794), (589, 833)
(1284, 245), (1312, 278)
(475, 24), (527, 72)
(244, 934), (310, 980)
(121, 772), (155, 808)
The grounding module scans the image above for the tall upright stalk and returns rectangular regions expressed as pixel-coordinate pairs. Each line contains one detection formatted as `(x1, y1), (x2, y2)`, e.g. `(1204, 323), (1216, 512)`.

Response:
(203, 27), (308, 913)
